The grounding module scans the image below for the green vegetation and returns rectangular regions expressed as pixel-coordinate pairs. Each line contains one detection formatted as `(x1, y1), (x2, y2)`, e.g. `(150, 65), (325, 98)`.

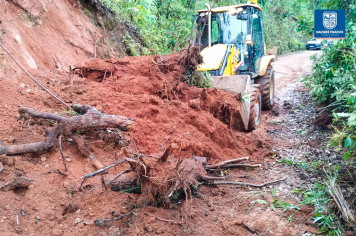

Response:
(303, 0), (356, 163)
(97, 0), (317, 55)
(302, 2), (356, 233)
(281, 158), (354, 235)
(279, 158), (321, 172)
(299, 182), (343, 236)
(183, 70), (214, 88)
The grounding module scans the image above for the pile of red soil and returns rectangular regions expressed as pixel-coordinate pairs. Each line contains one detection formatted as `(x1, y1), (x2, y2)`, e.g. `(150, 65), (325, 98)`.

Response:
(66, 48), (271, 163)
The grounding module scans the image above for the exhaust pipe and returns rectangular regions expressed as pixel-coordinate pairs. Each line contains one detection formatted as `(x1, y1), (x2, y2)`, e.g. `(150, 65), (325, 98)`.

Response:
(205, 3), (211, 48)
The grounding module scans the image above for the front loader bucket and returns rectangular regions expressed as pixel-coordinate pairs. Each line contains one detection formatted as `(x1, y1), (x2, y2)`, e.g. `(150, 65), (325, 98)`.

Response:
(211, 75), (251, 130)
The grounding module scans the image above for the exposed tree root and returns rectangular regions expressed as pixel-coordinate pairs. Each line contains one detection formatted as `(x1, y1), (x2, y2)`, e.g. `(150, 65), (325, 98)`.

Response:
(0, 105), (135, 169)
(80, 154), (273, 205)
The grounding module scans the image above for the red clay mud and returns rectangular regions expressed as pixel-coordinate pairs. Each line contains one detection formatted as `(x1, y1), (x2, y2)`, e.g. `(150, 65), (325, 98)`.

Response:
(68, 51), (270, 163)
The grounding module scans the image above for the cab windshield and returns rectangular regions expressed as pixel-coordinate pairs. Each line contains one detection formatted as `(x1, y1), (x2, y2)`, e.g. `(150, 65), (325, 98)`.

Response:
(196, 12), (248, 48)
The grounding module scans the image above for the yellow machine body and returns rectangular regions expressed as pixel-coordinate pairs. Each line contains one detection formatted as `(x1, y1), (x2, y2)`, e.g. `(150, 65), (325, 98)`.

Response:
(194, 0), (276, 130)
(197, 44), (240, 76)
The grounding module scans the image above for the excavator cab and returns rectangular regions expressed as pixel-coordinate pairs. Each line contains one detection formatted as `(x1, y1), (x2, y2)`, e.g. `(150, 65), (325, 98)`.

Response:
(192, 1), (276, 131)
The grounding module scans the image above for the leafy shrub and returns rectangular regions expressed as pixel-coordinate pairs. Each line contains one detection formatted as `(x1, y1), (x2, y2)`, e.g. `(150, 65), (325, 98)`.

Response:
(303, 18), (356, 162)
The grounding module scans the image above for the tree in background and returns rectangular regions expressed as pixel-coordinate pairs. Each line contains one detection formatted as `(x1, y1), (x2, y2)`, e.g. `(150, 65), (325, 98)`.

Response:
(98, 0), (316, 55)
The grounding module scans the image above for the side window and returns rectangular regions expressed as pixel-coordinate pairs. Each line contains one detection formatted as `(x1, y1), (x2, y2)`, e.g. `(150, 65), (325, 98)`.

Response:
(252, 13), (262, 48)
(252, 12), (263, 72)
(211, 20), (219, 43)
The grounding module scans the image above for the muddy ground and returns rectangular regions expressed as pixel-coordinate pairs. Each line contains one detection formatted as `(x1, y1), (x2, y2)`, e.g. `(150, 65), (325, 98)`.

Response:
(0, 46), (327, 236)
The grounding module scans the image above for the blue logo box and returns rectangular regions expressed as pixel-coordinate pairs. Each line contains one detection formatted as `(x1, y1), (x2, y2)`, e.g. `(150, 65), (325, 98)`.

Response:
(314, 10), (345, 39)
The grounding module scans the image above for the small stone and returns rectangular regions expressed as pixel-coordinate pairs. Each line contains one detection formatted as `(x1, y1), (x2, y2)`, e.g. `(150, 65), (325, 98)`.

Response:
(65, 158), (71, 162)
(40, 156), (47, 162)
(21, 207), (26, 216)
(68, 138), (73, 142)
(204, 211), (209, 216)
(74, 218), (81, 224)
(28, 185), (35, 190)
(0, 220), (4, 223)
(63, 182), (70, 188)
(35, 216), (40, 223)
(19, 83), (26, 88)
(2, 216), (7, 219)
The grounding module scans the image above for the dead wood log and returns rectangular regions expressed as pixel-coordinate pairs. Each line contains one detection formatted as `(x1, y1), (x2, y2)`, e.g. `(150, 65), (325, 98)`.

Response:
(0, 104), (135, 169)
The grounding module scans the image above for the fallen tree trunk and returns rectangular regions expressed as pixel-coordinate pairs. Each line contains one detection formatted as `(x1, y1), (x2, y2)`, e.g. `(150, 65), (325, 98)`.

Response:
(0, 105), (135, 169)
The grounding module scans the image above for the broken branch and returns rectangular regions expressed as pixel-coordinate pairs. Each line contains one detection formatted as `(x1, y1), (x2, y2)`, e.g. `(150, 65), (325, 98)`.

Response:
(145, 213), (182, 225)
(205, 157), (250, 169)
(107, 169), (133, 185)
(206, 163), (261, 169)
(58, 135), (68, 172)
(81, 158), (137, 179)
(207, 177), (287, 188)
(242, 223), (267, 236)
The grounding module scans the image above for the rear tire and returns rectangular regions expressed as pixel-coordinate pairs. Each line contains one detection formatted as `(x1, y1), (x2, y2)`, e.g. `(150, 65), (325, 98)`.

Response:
(247, 87), (261, 131)
(254, 65), (275, 110)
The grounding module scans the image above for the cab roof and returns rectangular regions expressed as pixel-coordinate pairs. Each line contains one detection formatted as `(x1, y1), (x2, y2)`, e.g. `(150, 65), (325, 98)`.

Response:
(197, 4), (262, 13)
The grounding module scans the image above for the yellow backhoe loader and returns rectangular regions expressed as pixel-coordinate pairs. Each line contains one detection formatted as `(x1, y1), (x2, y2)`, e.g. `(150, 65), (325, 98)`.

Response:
(192, 0), (275, 131)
